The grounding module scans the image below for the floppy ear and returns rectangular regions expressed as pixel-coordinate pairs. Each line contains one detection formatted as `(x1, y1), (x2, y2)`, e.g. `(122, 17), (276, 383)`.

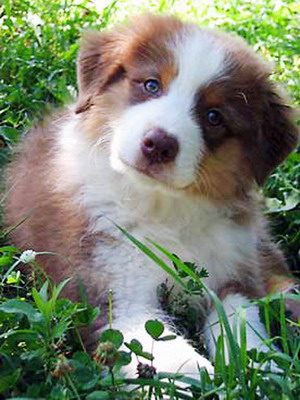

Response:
(75, 31), (125, 114)
(249, 86), (298, 185)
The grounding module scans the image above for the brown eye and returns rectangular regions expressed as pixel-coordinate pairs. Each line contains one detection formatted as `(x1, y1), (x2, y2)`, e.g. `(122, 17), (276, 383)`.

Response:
(144, 78), (160, 95)
(207, 109), (223, 126)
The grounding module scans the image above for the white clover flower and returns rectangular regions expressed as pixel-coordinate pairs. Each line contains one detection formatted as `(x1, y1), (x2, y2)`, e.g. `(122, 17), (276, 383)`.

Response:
(20, 250), (37, 264)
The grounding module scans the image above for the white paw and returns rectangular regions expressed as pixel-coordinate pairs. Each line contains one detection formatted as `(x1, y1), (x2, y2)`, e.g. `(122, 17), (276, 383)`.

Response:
(123, 332), (213, 378)
(112, 317), (214, 379)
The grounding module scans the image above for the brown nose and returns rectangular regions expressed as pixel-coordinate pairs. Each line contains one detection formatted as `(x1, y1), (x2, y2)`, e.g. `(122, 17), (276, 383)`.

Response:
(141, 129), (179, 164)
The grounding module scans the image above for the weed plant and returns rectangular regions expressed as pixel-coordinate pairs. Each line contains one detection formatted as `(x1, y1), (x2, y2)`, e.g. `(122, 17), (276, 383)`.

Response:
(1, 238), (300, 399)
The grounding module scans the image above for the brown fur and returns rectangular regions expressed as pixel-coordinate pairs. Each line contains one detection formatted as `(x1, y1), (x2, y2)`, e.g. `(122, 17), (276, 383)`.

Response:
(6, 114), (110, 309)
(192, 45), (298, 193)
(188, 138), (252, 201)
(76, 14), (182, 115)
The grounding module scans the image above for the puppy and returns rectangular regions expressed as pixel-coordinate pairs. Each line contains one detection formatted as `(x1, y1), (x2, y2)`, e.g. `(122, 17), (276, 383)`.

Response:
(6, 14), (298, 376)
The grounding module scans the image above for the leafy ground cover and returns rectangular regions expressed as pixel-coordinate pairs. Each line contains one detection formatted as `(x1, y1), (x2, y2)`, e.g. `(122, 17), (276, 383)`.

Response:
(1, 244), (300, 399)
(0, 0), (299, 398)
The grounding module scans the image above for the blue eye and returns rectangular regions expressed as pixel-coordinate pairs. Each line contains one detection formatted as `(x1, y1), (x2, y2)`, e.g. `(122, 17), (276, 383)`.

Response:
(207, 109), (223, 126)
(144, 78), (160, 94)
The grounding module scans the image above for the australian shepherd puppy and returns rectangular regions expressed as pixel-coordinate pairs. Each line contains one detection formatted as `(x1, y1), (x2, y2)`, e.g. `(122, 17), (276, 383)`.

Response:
(6, 14), (298, 376)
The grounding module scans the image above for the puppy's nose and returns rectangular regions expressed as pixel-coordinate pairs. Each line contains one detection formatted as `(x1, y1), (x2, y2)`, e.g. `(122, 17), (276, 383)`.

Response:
(141, 129), (179, 164)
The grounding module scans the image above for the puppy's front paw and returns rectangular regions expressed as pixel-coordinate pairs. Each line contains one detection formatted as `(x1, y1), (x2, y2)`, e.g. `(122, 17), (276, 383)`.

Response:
(123, 334), (213, 379)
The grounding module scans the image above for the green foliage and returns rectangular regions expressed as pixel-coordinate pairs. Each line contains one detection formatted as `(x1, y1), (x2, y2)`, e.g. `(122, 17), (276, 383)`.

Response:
(125, 339), (154, 362)
(0, 0), (117, 167)
(1, 235), (300, 398)
(145, 320), (176, 342)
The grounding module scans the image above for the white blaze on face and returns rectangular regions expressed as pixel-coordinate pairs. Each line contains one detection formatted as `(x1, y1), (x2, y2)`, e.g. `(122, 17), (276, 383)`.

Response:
(110, 27), (226, 189)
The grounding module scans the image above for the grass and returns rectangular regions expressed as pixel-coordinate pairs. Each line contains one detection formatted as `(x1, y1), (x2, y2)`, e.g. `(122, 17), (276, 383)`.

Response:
(0, 0), (299, 398)
(1, 243), (300, 399)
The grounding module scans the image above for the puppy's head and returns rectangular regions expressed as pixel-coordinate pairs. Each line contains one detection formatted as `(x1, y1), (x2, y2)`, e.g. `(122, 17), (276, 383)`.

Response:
(76, 15), (298, 201)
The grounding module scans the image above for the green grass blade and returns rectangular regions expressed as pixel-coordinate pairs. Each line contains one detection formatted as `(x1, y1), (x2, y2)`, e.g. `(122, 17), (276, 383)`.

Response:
(147, 238), (204, 288)
(115, 225), (189, 292)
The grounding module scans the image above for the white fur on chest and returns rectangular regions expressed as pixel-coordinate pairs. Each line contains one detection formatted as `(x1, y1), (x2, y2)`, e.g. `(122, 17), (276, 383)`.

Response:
(56, 118), (256, 313)
(98, 203), (255, 291)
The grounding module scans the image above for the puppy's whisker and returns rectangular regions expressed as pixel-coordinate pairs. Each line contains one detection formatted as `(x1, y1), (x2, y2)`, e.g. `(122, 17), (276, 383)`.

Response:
(194, 164), (212, 197)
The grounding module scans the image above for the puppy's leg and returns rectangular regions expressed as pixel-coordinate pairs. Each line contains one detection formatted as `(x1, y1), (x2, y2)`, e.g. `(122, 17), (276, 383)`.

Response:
(205, 294), (274, 362)
(113, 313), (214, 378)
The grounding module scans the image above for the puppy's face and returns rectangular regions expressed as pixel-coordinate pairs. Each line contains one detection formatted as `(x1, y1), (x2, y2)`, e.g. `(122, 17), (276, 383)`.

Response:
(76, 15), (298, 201)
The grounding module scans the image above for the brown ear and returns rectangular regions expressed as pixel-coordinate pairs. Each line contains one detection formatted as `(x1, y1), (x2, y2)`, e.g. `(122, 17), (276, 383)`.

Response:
(249, 86), (298, 185)
(75, 31), (125, 114)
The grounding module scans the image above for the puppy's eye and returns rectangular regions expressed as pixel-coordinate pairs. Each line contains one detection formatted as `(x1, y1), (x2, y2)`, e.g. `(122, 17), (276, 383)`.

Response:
(207, 109), (223, 126)
(144, 78), (160, 95)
